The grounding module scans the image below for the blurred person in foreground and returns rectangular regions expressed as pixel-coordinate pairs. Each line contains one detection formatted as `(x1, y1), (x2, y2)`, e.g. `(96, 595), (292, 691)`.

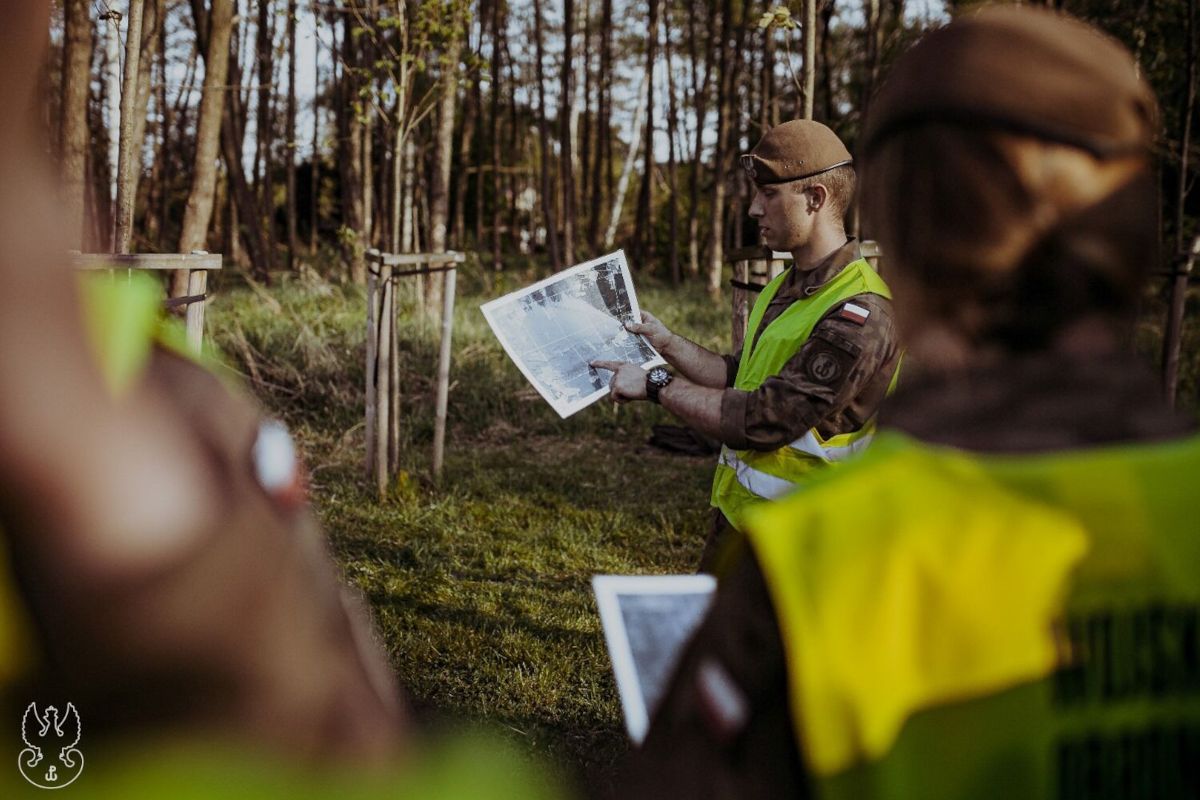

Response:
(618, 6), (1200, 798)
(593, 121), (900, 572)
(0, 2), (556, 797)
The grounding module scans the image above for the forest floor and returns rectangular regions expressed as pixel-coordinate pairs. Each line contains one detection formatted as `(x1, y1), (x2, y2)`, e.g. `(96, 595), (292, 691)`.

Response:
(207, 260), (732, 795)
(206, 254), (1198, 795)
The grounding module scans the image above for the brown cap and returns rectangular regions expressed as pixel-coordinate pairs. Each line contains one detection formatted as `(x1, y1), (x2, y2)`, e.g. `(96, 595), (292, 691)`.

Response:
(861, 6), (1157, 158)
(741, 120), (853, 185)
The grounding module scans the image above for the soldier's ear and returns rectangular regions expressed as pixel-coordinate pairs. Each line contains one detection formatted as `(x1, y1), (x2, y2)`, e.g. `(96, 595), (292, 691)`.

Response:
(805, 184), (829, 214)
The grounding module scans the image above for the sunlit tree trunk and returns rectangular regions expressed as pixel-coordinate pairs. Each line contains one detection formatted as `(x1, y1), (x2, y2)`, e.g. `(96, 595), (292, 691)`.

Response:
(426, 4), (466, 316)
(175, 0), (235, 297)
(60, 0), (93, 251)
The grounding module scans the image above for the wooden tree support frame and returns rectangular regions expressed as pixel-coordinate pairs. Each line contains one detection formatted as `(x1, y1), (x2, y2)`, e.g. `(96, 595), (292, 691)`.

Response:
(71, 251), (223, 352)
(724, 242), (883, 352)
(365, 249), (466, 497)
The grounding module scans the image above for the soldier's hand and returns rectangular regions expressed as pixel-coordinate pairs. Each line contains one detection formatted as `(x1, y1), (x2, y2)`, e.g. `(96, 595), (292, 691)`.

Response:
(625, 310), (675, 353)
(590, 360), (648, 403)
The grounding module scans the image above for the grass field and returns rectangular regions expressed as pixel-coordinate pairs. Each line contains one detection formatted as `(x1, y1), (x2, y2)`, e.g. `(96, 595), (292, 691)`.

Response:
(207, 263), (733, 792)
(207, 258), (1199, 794)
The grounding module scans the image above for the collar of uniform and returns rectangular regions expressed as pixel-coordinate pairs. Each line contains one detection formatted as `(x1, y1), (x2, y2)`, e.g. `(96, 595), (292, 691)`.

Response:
(774, 237), (862, 304)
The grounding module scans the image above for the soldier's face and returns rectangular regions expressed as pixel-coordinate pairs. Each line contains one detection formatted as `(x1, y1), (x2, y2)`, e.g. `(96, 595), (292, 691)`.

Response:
(748, 182), (813, 252)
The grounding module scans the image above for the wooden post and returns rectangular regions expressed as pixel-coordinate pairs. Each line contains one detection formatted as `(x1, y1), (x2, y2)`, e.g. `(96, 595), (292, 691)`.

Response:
(1164, 234), (1200, 406)
(185, 268), (208, 353)
(731, 258), (750, 352)
(432, 267), (457, 480)
(374, 267), (394, 498)
(365, 265), (378, 475)
(389, 284), (401, 474)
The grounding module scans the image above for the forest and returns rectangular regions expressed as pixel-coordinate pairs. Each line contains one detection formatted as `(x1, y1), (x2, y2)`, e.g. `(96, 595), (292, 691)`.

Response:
(34, 0), (1200, 789)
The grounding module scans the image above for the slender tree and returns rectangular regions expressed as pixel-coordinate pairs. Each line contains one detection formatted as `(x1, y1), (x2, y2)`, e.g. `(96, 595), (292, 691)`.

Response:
(587, 0), (612, 251)
(287, 0), (299, 269)
(175, 0), (235, 297)
(114, 0), (146, 255)
(60, 0), (93, 250)
(426, 1), (468, 316)
(632, 0), (658, 266)
(490, 0), (506, 269)
(532, 0), (561, 270)
(664, 1), (680, 284)
(560, 0), (576, 264)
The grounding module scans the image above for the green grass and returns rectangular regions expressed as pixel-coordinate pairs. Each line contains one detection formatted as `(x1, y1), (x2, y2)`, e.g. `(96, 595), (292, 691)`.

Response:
(206, 262), (1200, 792)
(207, 269), (731, 789)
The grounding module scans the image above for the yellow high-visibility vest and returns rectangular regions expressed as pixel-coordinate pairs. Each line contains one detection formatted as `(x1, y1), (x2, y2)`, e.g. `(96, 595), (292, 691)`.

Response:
(710, 257), (893, 530)
(746, 429), (1200, 799)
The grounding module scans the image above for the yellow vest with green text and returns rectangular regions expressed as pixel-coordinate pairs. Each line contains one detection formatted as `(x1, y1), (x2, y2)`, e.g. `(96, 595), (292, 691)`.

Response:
(745, 430), (1200, 799)
(710, 258), (892, 529)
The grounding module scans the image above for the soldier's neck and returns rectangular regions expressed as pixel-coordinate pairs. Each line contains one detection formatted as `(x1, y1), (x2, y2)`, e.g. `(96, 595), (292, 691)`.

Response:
(790, 223), (849, 272)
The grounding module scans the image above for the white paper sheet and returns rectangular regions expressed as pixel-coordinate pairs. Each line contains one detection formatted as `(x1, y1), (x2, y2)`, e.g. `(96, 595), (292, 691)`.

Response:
(481, 251), (665, 418)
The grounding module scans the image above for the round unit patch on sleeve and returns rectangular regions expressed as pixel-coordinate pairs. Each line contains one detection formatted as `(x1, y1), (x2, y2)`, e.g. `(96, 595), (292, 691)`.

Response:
(806, 348), (848, 385)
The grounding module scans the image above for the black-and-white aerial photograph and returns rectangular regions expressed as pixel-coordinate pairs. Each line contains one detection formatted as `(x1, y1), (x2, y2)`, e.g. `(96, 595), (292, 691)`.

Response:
(593, 575), (717, 744)
(481, 251), (664, 417)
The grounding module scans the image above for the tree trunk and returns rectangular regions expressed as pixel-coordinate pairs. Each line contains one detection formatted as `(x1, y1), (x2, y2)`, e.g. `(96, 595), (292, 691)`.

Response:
(587, 0), (612, 251)
(685, 0), (711, 277)
(255, 0), (277, 272)
(102, 10), (121, 249)
(311, 24), (321, 254)
(532, 0), (561, 270)
(60, 0), (93, 251)
(427, 9), (466, 316)
(175, 0), (235, 297)
(130, 0), (163, 200)
(490, 0), (506, 269)
(286, 0), (299, 270)
(664, 2), (680, 284)
(579, 0), (592, 243)
(706, 0), (733, 295)
(114, 1), (146, 255)
(339, 5), (365, 283)
(802, 0), (816, 120)
(560, 0), (577, 265)
(633, 0), (658, 267)
(604, 73), (648, 249)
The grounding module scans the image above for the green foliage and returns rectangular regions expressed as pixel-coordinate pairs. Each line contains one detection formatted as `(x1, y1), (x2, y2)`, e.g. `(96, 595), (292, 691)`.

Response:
(758, 6), (798, 31)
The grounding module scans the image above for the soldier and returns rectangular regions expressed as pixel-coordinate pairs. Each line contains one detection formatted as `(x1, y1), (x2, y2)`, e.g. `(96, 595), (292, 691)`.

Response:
(619, 7), (1200, 798)
(593, 121), (900, 571)
(0, 4), (557, 797)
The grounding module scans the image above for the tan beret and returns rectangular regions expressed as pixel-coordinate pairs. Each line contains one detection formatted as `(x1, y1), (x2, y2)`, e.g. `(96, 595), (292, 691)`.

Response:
(741, 120), (853, 185)
(862, 6), (1157, 158)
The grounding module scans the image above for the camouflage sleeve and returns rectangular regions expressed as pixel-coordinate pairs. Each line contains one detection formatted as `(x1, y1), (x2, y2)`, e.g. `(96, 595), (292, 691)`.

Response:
(718, 293), (898, 451)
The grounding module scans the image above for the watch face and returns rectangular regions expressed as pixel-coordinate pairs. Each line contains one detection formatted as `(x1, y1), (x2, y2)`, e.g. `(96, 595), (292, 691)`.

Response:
(649, 367), (670, 386)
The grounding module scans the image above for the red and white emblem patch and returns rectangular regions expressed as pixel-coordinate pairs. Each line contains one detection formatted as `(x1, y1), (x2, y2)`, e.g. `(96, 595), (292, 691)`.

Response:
(839, 302), (870, 325)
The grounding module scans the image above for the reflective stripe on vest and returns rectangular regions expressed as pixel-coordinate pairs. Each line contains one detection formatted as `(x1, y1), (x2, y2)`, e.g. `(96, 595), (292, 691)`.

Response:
(744, 430), (1200, 799)
(710, 256), (892, 529)
(718, 430), (877, 499)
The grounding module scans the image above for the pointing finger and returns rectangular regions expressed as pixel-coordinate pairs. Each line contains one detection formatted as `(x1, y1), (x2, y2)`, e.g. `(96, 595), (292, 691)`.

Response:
(590, 360), (621, 372)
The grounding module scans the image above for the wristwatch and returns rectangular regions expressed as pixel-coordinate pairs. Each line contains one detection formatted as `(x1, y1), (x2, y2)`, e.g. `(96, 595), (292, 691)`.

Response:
(645, 366), (673, 404)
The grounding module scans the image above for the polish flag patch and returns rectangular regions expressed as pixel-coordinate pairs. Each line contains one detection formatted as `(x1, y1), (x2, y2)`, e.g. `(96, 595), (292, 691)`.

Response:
(839, 302), (871, 325)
